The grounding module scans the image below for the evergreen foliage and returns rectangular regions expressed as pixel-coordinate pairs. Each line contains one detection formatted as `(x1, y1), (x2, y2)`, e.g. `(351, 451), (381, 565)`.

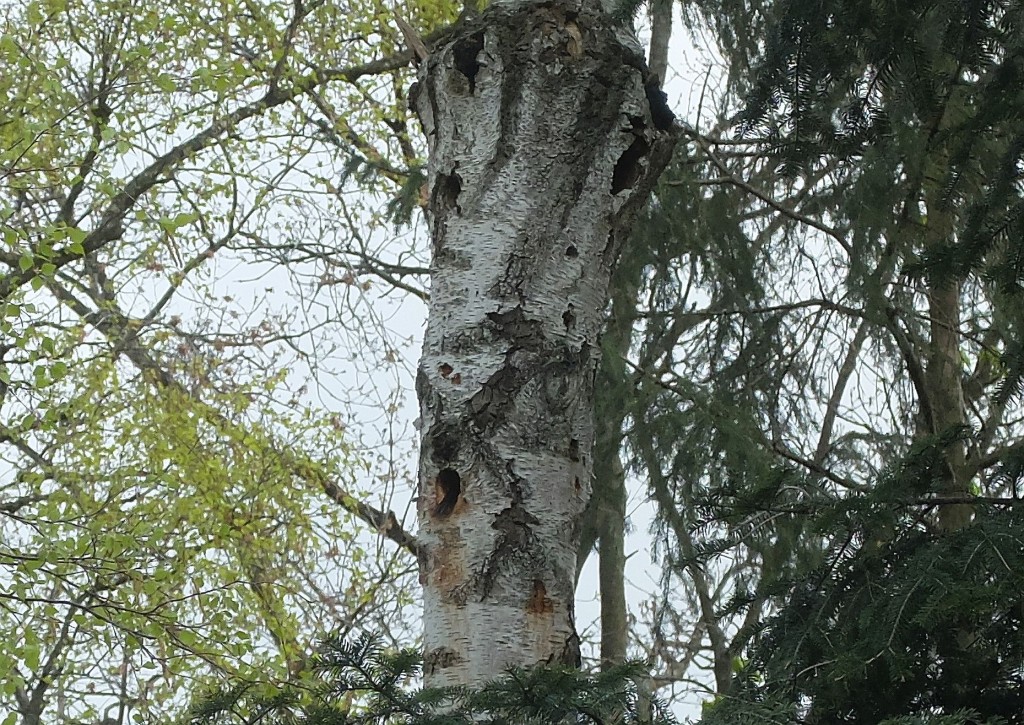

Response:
(699, 462), (1024, 723)
(187, 634), (677, 725)
(659, 0), (1024, 721)
(737, 0), (1024, 284)
(609, 0), (1024, 718)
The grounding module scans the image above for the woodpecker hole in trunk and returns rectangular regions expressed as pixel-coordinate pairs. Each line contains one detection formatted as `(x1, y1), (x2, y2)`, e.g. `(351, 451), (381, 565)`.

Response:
(452, 31), (485, 93)
(434, 468), (462, 517)
(562, 304), (576, 330)
(611, 133), (650, 194)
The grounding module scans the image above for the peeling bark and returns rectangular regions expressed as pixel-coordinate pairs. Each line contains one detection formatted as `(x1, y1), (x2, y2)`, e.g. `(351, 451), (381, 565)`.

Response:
(413, 0), (675, 687)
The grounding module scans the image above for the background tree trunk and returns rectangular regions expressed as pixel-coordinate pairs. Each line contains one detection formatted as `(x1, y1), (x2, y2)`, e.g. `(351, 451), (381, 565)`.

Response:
(413, 0), (674, 688)
(579, 268), (639, 668)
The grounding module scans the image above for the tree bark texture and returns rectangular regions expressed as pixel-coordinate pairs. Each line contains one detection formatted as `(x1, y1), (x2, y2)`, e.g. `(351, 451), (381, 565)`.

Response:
(413, 0), (674, 688)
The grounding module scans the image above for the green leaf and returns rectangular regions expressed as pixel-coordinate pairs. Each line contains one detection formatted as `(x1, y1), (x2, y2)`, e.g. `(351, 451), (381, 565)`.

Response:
(176, 629), (199, 648)
(155, 73), (177, 92)
(159, 211), (200, 232)
(67, 227), (87, 254)
(22, 632), (40, 671)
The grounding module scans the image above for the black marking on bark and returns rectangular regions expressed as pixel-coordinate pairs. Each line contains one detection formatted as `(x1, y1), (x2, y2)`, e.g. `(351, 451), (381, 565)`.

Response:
(538, 342), (591, 414)
(407, 81), (420, 112)
(424, 647), (462, 676)
(491, 505), (536, 550)
(565, 244), (578, 257)
(490, 247), (534, 304)
(507, 461), (527, 506)
(428, 422), (461, 464)
(416, 543), (429, 585)
(478, 472), (540, 600)
(434, 468), (462, 517)
(568, 438), (580, 461)
(452, 31), (485, 93)
(645, 80), (675, 130)
(432, 170), (462, 217)
(415, 368), (430, 400)
(469, 365), (519, 430)
(485, 53), (524, 181)
(486, 306), (545, 347)
(470, 307), (567, 430)
(416, 368), (447, 428)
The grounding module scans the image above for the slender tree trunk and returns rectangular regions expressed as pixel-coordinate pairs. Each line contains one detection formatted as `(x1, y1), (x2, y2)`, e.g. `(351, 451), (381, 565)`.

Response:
(928, 279), (969, 531)
(921, 179), (970, 531)
(647, 0), (672, 87)
(597, 457), (628, 666)
(590, 269), (640, 668)
(580, 0), (675, 660)
(413, 0), (674, 688)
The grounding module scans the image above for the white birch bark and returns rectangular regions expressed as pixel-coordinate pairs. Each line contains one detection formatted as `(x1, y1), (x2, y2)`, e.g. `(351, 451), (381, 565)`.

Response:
(413, 0), (675, 688)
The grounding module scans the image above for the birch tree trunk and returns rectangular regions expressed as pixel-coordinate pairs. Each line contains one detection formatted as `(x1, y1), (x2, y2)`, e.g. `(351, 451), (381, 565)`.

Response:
(413, 0), (675, 688)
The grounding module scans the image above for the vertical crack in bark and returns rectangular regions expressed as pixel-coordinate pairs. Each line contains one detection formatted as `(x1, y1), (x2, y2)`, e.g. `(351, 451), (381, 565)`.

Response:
(554, 631), (582, 667)
(431, 170), (463, 223)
